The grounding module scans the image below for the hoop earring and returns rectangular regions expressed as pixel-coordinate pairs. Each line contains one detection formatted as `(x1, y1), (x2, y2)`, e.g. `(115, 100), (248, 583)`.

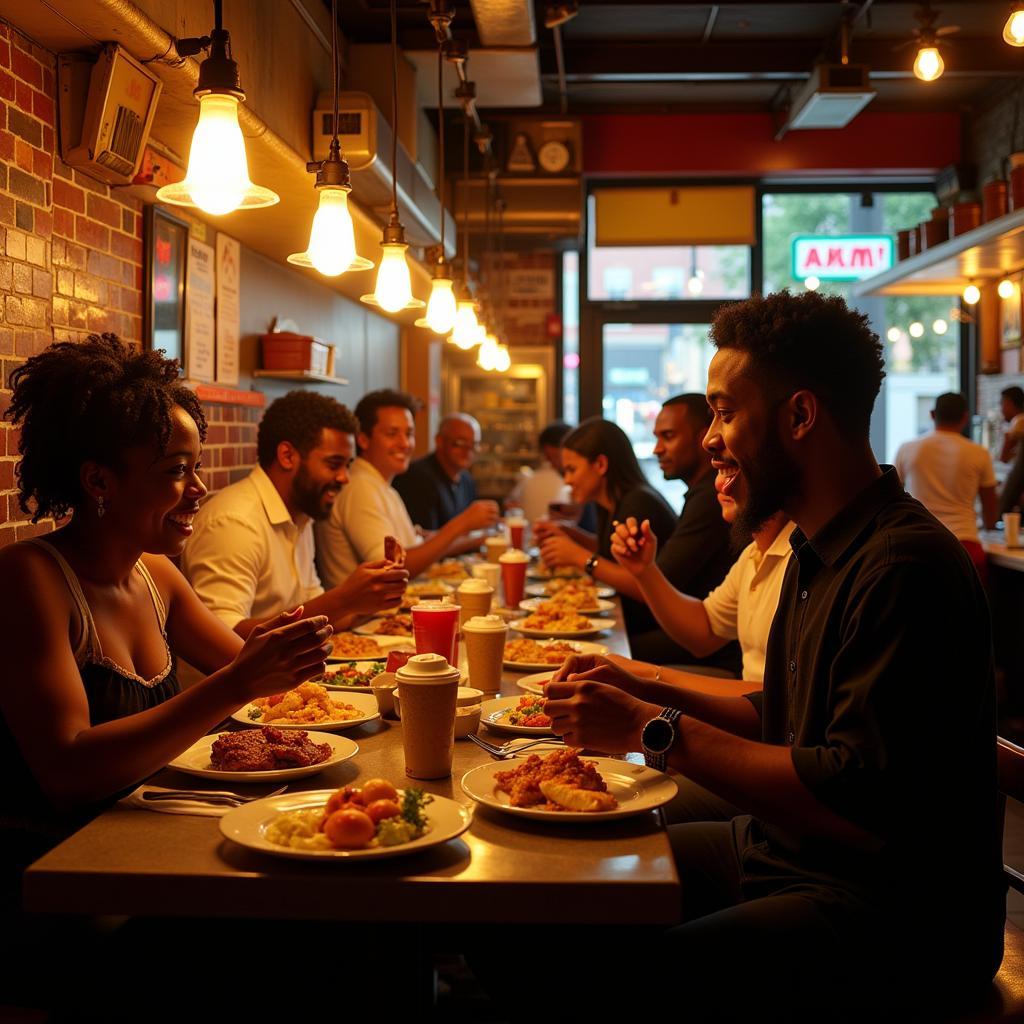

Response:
(96, 496), (105, 519)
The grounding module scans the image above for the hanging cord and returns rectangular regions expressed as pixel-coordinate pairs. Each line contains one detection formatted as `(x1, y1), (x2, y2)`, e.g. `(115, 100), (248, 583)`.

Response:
(462, 111), (471, 286)
(437, 42), (446, 260)
(497, 191), (505, 334)
(390, 0), (399, 218)
(332, 0), (339, 144)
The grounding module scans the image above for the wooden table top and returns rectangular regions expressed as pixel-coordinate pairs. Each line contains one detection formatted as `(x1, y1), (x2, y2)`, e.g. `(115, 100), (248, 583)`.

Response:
(24, 597), (681, 925)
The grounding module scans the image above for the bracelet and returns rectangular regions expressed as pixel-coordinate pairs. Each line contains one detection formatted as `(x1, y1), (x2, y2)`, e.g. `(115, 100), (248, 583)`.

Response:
(653, 667), (661, 682)
(584, 554), (599, 577)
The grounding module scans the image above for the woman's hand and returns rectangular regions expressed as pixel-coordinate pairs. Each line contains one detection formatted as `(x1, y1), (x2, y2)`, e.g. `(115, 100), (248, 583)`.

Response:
(226, 607), (333, 702)
(609, 517), (658, 577)
(539, 530), (588, 570)
(544, 677), (657, 752)
(550, 653), (650, 697)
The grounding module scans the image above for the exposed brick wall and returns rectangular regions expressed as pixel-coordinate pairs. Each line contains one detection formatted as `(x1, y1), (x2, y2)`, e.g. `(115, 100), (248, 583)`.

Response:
(0, 19), (261, 549)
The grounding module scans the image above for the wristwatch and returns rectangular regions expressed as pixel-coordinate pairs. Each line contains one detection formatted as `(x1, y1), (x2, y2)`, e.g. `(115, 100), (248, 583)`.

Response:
(641, 707), (682, 771)
(584, 554), (599, 577)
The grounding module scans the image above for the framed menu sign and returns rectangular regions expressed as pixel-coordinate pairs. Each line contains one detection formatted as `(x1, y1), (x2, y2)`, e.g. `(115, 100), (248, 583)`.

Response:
(143, 206), (188, 371)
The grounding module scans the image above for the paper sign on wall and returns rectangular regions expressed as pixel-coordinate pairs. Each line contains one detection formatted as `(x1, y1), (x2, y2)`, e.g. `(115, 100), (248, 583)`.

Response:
(216, 233), (241, 386)
(185, 237), (215, 382)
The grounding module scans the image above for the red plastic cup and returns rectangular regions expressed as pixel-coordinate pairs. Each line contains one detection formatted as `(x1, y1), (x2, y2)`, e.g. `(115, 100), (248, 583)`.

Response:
(508, 521), (525, 549)
(499, 554), (528, 610)
(385, 648), (416, 673)
(411, 602), (460, 665)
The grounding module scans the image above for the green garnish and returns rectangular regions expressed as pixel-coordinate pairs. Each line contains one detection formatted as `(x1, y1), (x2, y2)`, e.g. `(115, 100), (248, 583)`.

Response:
(400, 787), (433, 831)
(247, 707), (262, 720)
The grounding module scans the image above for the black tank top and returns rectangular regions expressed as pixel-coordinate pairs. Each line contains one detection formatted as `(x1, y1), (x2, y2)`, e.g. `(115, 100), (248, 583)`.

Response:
(0, 539), (181, 873)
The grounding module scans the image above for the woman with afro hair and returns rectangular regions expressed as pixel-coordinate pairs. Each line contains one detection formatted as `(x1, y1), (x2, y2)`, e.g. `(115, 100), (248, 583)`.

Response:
(0, 334), (332, 867)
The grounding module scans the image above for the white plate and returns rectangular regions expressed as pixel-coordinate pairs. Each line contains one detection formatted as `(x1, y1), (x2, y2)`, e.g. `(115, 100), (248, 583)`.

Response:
(509, 617), (608, 639)
(516, 671), (556, 695)
(503, 639), (609, 672)
(232, 691), (381, 732)
(220, 789), (472, 861)
(461, 757), (678, 822)
(481, 695), (554, 736)
(352, 616), (415, 639)
(518, 597), (616, 617)
(168, 731), (358, 783)
(526, 566), (586, 581)
(313, 661), (385, 693)
(525, 583), (615, 599)
(327, 634), (412, 663)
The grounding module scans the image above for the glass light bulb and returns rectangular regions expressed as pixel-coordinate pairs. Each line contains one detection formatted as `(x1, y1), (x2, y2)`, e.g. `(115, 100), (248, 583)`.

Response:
(909, 321), (924, 338)
(305, 188), (357, 276)
(932, 318), (948, 335)
(451, 300), (480, 348)
(963, 284), (981, 305)
(804, 276), (820, 291)
(886, 326), (901, 343)
(999, 278), (1016, 300)
(425, 277), (457, 334)
(686, 272), (704, 296)
(182, 94), (250, 215)
(1005, 9), (1024, 45)
(374, 243), (413, 313)
(476, 334), (500, 371)
(913, 46), (944, 82)
(494, 344), (512, 373)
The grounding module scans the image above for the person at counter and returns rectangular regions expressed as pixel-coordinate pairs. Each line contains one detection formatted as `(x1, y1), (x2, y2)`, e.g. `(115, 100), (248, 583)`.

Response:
(894, 391), (997, 582)
(999, 385), (1024, 464)
(544, 292), (1001, 1015)
(393, 413), (480, 530)
(181, 391), (407, 636)
(0, 336), (332, 863)
(316, 389), (499, 586)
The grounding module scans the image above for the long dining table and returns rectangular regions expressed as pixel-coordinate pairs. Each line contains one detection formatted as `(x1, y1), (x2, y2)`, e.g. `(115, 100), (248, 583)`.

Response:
(23, 591), (681, 926)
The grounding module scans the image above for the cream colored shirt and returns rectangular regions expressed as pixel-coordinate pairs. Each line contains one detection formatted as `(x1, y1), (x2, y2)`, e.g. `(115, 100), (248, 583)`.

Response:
(702, 521), (796, 683)
(315, 456), (420, 589)
(181, 465), (323, 630)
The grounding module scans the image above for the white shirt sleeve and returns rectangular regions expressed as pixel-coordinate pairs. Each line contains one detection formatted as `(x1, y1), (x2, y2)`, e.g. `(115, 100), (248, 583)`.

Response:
(181, 512), (264, 630)
(701, 546), (747, 641)
(980, 448), (997, 489)
(336, 477), (396, 564)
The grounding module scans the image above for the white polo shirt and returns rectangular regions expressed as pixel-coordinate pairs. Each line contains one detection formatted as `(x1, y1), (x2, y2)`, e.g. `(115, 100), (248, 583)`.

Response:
(894, 431), (996, 542)
(181, 465), (323, 629)
(702, 521), (796, 683)
(315, 456), (420, 589)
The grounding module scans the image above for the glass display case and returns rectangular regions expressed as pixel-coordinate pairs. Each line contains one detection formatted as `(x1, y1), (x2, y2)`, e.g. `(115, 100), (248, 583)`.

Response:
(446, 347), (555, 503)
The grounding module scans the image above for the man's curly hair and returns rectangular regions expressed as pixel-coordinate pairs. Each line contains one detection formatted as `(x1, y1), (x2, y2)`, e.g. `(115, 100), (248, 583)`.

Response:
(5, 333), (207, 523)
(256, 390), (358, 467)
(709, 290), (885, 440)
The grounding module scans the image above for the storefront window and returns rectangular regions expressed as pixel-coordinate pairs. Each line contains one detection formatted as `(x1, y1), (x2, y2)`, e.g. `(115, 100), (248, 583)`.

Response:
(562, 250), (580, 425)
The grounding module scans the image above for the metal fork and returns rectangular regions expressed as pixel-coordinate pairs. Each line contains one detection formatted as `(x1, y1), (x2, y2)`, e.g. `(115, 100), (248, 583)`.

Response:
(468, 733), (565, 759)
(142, 784), (288, 806)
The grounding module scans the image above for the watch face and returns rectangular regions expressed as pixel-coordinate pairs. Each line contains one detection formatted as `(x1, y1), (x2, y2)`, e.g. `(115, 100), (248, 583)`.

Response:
(538, 140), (571, 174)
(642, 716), (674, 755)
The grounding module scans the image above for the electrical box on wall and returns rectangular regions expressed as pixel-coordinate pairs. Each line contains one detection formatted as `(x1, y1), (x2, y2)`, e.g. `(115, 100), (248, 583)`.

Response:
(58, 43), (162, 185)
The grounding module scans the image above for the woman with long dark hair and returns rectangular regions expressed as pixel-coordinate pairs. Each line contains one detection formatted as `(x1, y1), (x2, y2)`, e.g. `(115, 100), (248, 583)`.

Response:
(0, 334), (331, 870)
(537, 416), (678, 639)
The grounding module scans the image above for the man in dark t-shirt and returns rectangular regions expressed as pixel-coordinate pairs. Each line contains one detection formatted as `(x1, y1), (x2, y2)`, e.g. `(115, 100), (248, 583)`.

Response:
(543, 292), (1002, 1017)
(393, 413), (479, 531)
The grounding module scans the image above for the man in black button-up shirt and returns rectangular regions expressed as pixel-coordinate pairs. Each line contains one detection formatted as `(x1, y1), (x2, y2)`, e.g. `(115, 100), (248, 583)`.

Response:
(545, 291), (1002, 1017)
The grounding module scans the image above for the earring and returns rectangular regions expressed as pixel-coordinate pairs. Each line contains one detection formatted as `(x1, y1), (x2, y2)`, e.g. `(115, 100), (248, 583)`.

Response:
(96, 496), (105, 519)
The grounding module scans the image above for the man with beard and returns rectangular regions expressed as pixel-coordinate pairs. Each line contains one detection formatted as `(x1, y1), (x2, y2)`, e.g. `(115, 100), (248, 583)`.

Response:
(182, 391), (407, 636)
(540, 292), (1002, 1017)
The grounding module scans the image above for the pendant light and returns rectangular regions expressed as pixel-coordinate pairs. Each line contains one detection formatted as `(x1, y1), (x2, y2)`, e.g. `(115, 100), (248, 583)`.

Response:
(287, 0), (373, 276)
(1005, 4), (1024, 46)
(156, 0), (278, 215)
(416, 5), (457, 334)
(450, 110), (481, 348)
(910, 3), (945, 83)
(361, 0), (424, 313)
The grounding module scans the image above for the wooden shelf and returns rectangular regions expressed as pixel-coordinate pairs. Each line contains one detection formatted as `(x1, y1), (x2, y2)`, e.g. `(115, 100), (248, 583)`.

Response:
(253, 370), (349, 386)
(852, 209), (1024, 297)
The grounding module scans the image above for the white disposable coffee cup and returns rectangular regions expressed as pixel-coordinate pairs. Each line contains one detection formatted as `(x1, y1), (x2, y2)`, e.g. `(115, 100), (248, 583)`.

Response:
(485, 535), (510, 563)
(456, 578), (494, 628)
(462, 614), (508, 693)
(395, 653), (460, 779)
(1005, 511), (1021, 548)
(472, 561), (501, 591)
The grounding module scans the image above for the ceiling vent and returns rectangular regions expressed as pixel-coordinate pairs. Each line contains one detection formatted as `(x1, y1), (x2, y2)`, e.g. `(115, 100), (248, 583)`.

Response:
(787, 63), (875, 130)
(58, 43), (162, 184)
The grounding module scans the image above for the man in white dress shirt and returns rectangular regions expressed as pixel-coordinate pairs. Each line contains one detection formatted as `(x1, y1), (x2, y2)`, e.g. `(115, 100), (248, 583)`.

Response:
(316, 389), (500, 587)
(895, 391), (997, 582)
(182, 391), (407, 637)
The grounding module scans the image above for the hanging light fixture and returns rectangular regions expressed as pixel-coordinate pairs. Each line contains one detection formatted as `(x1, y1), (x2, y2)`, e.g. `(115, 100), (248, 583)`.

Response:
(1005, 3), (1024, 45)
(287, 0), (373, 276)
(450, 107), (481, 347)
(416, 4), (458, 334)
(910, 3), (947, 82)
(361, 0), (425, 313)
(999, 277), (1016, 300)
(156, 0), (278, 215)
(686, 247), (705, 296)
(963, 282), (981, 305)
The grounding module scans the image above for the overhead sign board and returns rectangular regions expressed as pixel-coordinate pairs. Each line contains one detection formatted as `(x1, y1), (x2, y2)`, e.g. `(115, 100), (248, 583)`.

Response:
(791, 234), (894, 281)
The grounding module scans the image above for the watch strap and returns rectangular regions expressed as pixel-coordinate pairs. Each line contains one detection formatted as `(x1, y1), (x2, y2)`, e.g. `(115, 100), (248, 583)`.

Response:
(584, 554), (599, 577)
(643, 706), (682, 771)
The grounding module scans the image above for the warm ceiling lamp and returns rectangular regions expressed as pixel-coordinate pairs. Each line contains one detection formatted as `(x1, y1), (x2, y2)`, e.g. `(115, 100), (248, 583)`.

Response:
(913, 44), (944, 82)
(963, 282), (981, 305)
(909, 321), (925, 338)
(156, 0), (278, 215)
(999, 277), (1016, 300)
(361, 0), (425, 314)
(287, 0), (373, 277)
(1005, 4), (1024, 45)
(910, 3), (950, 82)
(416, 5), (457, 334)
(932, 318), (948, 335)
(493, 343), (512, 373)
